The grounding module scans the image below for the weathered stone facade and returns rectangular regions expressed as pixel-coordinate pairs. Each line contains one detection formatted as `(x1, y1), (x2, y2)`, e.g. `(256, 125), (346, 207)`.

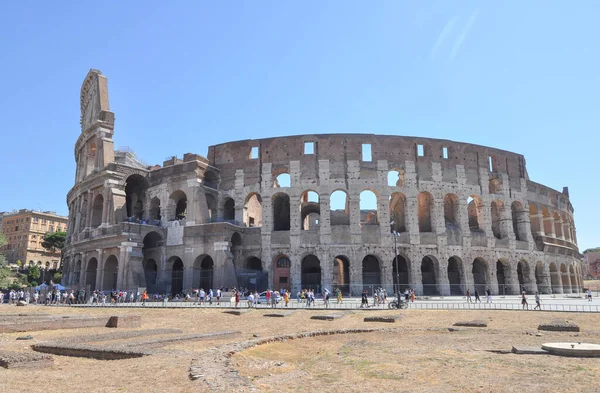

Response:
(63, 70), (583, 296)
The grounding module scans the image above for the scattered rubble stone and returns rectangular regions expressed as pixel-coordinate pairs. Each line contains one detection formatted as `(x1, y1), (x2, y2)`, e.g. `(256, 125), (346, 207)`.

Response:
(106, 315), (141, 328)
(453, 320), (488, 328)
(363, 316), (401, 323)
(0, 350), (53, 369)
(511, 346), (549, 355)
(16, 335), (33, 341)
(538, 320), (580, 332)
(310, 314), (345, 321)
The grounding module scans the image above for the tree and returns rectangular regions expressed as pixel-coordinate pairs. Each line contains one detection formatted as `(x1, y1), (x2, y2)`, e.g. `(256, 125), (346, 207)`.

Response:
(52, 272), (62, 284)
(583, 247), (600, 254)
(0, 233), (11, 288)
(27, 265), (40, 285)
(41, 231), (66, 253)
(16, 260), (22, 267)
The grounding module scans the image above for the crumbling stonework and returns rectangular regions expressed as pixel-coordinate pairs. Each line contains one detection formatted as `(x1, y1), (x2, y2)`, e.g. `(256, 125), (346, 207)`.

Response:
(63, 69), (584, 297)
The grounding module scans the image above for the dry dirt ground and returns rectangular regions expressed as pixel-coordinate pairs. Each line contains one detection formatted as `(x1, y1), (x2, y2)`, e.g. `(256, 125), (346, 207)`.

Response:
(1, 306), (599, 393)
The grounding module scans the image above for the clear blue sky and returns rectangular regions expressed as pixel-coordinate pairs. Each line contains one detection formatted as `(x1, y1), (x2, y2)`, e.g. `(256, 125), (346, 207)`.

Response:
(0, 1), (597, 251)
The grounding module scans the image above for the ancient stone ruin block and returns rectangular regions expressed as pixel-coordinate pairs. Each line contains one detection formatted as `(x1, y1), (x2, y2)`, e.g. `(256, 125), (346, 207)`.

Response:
(106, 315), (142, 328)
(537, 320), (580, 332)
(364, 316), (401, 323)
(0, 350), (53, 369)
(453, 320), (488, 328)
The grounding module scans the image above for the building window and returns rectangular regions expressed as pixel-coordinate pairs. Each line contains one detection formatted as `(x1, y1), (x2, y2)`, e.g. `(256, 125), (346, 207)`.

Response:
(249, 146), (259, 159)
(304, 142), (315, 155)
(443, 147), (449, 159)
(34, 217), (38, 222)
(417, 144), (424, 157)
(362, 144), (372, 162)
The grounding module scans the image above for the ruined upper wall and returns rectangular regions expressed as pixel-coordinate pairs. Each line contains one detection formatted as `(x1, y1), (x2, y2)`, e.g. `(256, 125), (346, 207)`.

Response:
(208, 134), (528, 190)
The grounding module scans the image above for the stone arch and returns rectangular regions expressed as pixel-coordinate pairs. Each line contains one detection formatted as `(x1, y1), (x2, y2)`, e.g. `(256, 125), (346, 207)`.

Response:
(91, 194), (104, 228)
(244, 193), (262, 227)
(535, 261), (547, 294)
(496, 259), (513, 295)
(330, 189), (350, 226)
(244, 256), (262, 271)
(472, 257), (489, 294)
(301, 254), (321, 292)
(203, 170), (219, 190)
(560, 263), (570, 293)
(333, 255), (350, 295)
(102, 255), (118, 291)
(421, 255), (439, 295)
(447, 256), (464, 295)
(274, 172), (291, 188)
(392, 254), (410, 292)
(529, 204), (541, 236)
(272, 192), (291, 231)
(125, 174), (148, 220)
(193, 255), (213, 291)
(389, 193), (407, 233)
(417, 192), (433, 232)
(569, 264), (577, 293)
(387, 169), (405, 187)
(511, 201), (527, 241)
(223, 198), (235, 221)
(561, 213), (571, 241)
(273, 255), (291, 291)
(549, 262), (561, 293)
(169, 190), (187, 220)
(467, 195), (484, 232)
(205, 194), (217, 222)
(301, 190), (320, 231)
(85, 257), (97, 290)
(517, 259), (532, 293)
(490, 200), (504, 239)
(443, 194), (459, 229)
(143, 259), (158, 293)
(360, 190), (378, 226)
(230, 232), (242, 265)
(362, 255), (381, 291)
(553, 212), (563, 238)
(168, 256), (184, 295)
(149, 197), (161, 221)
(542, 207), (552, 236)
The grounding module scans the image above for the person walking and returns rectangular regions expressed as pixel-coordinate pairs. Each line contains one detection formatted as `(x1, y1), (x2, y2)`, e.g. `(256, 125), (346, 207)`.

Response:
(521, 291), (528, 310)
(474, 289), (481, 303)
(235, 289), (240, 308)
(587, 288), (593, 302)
(361, 289), (369, 308)
(486, 288), (492, 303)
(466, 289), (472, 303)
(336, 288), (343, 304)
(284, 291), (289, 307)
(534, 291), (541, 310)
(141, 291), (149, 306)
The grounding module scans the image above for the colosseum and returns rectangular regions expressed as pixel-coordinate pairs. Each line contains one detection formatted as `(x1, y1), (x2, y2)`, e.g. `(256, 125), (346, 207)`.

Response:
(62, 69), (583, 297)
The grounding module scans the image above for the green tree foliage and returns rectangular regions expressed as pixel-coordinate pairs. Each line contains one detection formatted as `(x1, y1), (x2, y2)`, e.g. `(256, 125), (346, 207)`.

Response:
(583, 247), (600, 254)
(41, 231), (66, 253)
(0, 233), (11, 288)
(52, 272), (62, 284)
(27, 265), (40, 285)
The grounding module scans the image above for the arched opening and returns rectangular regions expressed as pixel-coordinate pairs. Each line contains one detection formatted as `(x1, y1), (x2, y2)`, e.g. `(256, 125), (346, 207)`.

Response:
(417, 192), (433, 232)
(387, 169), (405, 187)
(517, 260), (531, 292)
(333, 255), (350, 295)
(273, 255), (291, 291)
(443, 194), (459, 229)
(569, 265), (577, 293)
(511, 201), (526, 241)
(491, 200), (504, 239)
(389, 193), (407, 233)
(330, 190), (350, 225)
(274, 173), (291, 188)
(272, 193), (291, 231)
(143, 231), (162, 250)
(553, 212), (563, 239)
(301, 190), (320, 231)
(496, 259), (512, 295)
(560, 263), (570, 293)
(301, 255), (321, 292)
(91, 194), (104, 228)
(103, 255), (118, 291)
(125, 174), (148, 220)
(421, 256), (439, 295)
(237, 256), (265, 291)
(143, 259), (158, 293)
(230, 232), (242, 266)
(203, 170), (219, 190)
(472, 258), (488, 294)
(562, 213), (571, 242)
(246, 257), (262, 271)
(193, 255), (214, 291)
(85, 258), (97, 290)
(447, 256), (463, 295)
(535, 262), (547, 294)
(542, 208), (552, 236)
(244, 193), (262, 227)
(360, 190), (378, 226)
(392, 255), (410, 292)
(549, 263), (561, 293)
(529, 204), (541, 236)
(170, 257), (184, 295)
(468, 195), (484, 232)
(362, 255), (381, 291)
(205, 194), (217, 222)
(169, 191), (187, 220)
(150, 197), (161, 221)
(223, 198), (235, 221)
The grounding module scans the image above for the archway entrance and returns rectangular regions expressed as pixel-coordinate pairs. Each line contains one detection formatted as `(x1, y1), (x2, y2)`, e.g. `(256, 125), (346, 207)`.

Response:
(143, 259), (158, 293)
(472, 258), (488, 294)
(85, 258), (98, 290)
(301, 255), (321, 292)
(560, 264), (570, 293)
(549, 263), (561, 294)
(103, 256), (118, 291)
(392, 255), (410, 292)
(447, 256), (463, 295)
(421, 256), (438, 295)
(517, 260), (531, 293)
(236, 257), (267, 291)
(333, 256), (350, 295)
(535, 262), (547, 294)
(273, 256), (291, 291)
(170, 257), (184, 295)
(362, 255), (381, 292)
(496, 260), (511, 295)
(194, 255), (213, 291)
